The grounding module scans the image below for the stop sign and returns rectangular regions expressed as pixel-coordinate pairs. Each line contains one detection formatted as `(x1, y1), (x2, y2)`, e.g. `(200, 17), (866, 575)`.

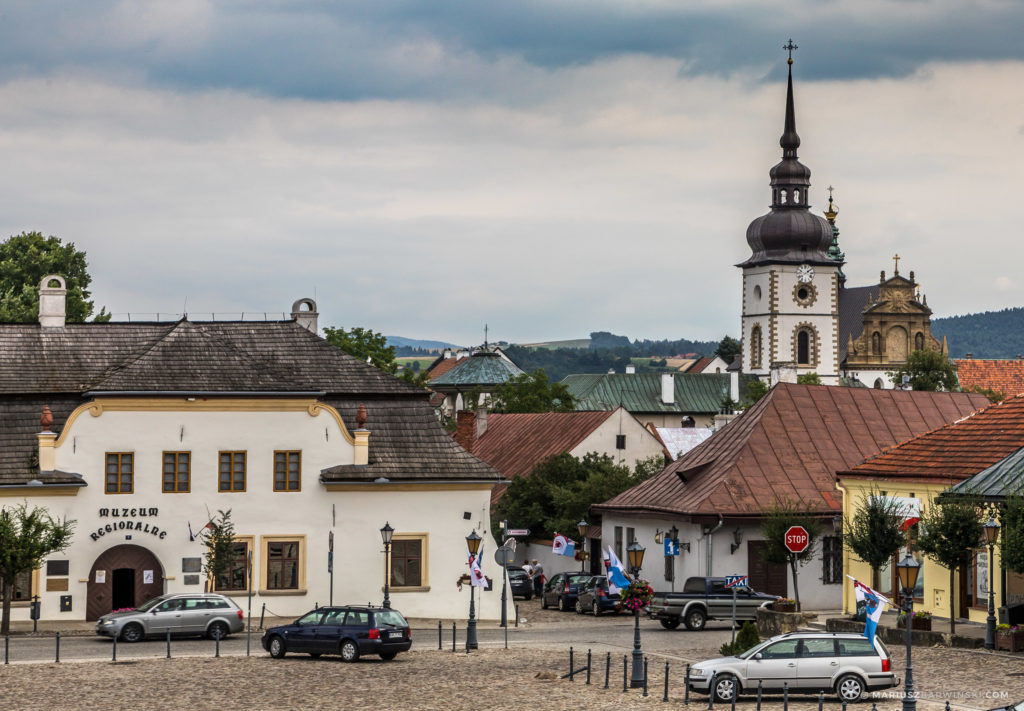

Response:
(784, 525), (809, 553)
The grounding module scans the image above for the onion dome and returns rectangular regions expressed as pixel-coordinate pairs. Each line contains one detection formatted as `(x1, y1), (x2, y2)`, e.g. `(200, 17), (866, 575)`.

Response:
(739, 51), (834, 267)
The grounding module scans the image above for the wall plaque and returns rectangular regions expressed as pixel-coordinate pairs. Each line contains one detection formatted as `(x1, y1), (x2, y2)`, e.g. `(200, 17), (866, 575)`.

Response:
(182, 558), (202, 573)
(183, 574), (201, 586)
(46, 560), (70, 576)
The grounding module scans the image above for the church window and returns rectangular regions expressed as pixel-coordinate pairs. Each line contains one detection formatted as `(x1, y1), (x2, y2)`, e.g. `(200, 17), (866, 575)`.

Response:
(751, 325), (763, 368)
(797, 330), (810, 365)
(872, 332), (881, 355)
(793, 190), (801, 204)
(915, 332), (924, 351)
(780, 190), (788, 204)
(754, 284), (762, 301)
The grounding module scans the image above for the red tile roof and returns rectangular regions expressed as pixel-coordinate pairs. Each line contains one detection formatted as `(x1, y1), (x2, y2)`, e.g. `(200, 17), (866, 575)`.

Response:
(686, 357), (713, 373)
(955, 359), (1024, 397)
(471, 410), (617, 480)
(594, 383), (989, 519)
(839, 393), (1024, 484)
(427, 357), (462, 381)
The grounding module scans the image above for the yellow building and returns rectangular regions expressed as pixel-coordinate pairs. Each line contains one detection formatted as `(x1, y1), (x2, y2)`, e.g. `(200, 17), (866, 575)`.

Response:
(836, 395), (1024, 623)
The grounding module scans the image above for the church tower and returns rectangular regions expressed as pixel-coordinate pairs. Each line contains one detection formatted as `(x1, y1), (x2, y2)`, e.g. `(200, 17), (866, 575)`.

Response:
(739, 45), (841, 384)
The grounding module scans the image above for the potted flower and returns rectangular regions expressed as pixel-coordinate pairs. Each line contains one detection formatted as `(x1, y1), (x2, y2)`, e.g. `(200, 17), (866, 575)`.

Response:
(995, 624), (1024, 653)
(772, 598), (797, 613)
(897, 610), (932, 631)
(620, 578), (654, 613)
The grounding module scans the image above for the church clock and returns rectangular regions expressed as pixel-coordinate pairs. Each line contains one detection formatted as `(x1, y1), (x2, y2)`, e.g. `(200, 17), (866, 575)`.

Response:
(796, 264), (814, 283)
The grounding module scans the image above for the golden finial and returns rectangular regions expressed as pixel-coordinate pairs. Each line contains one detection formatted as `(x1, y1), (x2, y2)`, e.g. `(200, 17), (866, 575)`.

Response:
(824, 185), (838, 221)
(784, 39), (797, 65)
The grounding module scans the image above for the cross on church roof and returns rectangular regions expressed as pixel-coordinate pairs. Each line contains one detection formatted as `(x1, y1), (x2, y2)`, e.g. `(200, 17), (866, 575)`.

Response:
(893, 253), (901, 275)
(784, 39), (798, 64)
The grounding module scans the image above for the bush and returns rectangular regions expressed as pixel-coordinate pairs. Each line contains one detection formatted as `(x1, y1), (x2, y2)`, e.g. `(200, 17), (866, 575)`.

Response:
(719, 621), (760, 656)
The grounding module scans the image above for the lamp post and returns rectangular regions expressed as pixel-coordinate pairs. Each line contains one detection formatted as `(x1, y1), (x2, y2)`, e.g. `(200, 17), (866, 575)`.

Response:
(465, 530), (482, 651)
(984, 516), (1000, 650)
(577, 519), (589, 573)
(626, 540), (646, 689)
(668, 525), (679, 592)
(380, 522), (394, 609)
(896, 552), (921, 711)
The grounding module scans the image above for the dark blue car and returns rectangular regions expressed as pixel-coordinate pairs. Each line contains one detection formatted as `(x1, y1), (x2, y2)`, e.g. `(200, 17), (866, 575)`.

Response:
(542, 572), (593, 612)
(262, 605), (411, 662)
(576, 576), (621, 616)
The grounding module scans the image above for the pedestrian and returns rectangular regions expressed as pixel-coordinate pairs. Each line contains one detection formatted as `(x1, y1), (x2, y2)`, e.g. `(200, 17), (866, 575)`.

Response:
(532, 559), (544, 596)
(522, 558), (533, 584)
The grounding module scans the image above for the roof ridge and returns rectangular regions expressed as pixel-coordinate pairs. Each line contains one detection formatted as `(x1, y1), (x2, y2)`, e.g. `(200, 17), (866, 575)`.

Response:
(87, 320), (183, 389)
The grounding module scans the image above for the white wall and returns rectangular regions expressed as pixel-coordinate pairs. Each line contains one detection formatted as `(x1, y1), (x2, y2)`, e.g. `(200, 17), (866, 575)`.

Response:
(570, 409), (665, 469)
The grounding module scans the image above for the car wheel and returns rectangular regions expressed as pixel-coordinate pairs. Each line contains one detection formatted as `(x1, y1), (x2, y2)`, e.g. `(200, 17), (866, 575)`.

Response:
(592, 601), (600, 617)
(207, 621), (229, 640)
(836, 674), (866, 702)
(268, 635), (286, 659)
(340, 639), (360, 662)
(660, 617), (681, 630)
(712, 674), (740, 704)
(684, 608), (707, 631)
(575, 600), (584, 614)
(525, 592), (533, 601)
(558, 596), (568, 612)
(541, 595), (548, 609)
(380, 652), (397, 661)
(120, 623), (143, 643)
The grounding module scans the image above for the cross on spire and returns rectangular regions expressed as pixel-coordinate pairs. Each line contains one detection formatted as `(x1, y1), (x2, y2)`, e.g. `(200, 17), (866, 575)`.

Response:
(893, 253), (901, 275)
(784, 39), (798, 64)
(484, 323), (489, 349)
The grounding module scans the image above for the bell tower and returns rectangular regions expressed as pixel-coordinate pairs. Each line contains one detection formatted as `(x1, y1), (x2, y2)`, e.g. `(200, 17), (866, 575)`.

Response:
(738, 43), (841, 384)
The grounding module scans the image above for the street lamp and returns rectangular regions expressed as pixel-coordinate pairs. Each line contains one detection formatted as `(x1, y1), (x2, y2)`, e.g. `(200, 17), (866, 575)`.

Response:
(577, 519), (589, 573)
(380, 522), (394, 609)
(465, 530), (482, 651)
(626, 540), (646, 689)
(984, 516), (1001, 650)
(896, 552), (921, 711)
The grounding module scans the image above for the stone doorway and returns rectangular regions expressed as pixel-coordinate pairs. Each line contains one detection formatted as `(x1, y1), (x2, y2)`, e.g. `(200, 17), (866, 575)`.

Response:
(87, 545), (164, 620)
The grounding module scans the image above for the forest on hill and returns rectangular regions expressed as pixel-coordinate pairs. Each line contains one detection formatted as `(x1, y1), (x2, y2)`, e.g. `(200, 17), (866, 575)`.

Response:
(932, 307), (1024, 358)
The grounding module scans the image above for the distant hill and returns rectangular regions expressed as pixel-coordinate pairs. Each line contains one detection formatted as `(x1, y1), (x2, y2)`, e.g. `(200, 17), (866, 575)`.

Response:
(386, 336), (463, 352)
(932, 307), (1024, 359)
(518, 338), (591, 350)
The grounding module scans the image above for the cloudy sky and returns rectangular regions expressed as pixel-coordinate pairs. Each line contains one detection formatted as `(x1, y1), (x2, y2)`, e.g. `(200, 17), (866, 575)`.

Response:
(2, 1), (1023, 346)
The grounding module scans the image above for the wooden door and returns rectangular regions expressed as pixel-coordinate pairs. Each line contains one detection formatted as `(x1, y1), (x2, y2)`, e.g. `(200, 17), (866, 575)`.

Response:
(748, 540), (788, 597)
(87, 544), (164, 620)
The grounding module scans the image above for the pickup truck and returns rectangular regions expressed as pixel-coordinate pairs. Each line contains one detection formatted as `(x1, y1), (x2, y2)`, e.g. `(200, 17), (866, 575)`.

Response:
(648, 576), (779, 630)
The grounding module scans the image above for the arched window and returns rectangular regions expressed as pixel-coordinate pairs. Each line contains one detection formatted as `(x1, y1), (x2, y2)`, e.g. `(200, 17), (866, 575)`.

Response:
(915, 332), (924, 351)
(797, 330), (810, 365)
(874, 378), (884, 389)
(872, 332), (881, 355)
(780, 190), (788, 204)
(751, 325), (763, 368)
(793, 190), (801, 204)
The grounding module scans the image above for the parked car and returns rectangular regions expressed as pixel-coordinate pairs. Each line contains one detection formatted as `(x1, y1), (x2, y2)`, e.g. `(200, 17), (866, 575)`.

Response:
(687, 632), (897, 703)
(95, 593), (245, 642)
(576, 576), (621, 616)
(262, 605), (411, 661)
(506, 567), (533, 600)
(650, 576), (778, 630)
(542, 572), (592, 612)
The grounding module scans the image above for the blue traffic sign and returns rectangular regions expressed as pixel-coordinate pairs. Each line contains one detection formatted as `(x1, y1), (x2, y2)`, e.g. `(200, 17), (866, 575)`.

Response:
(664, 538), (680, 556)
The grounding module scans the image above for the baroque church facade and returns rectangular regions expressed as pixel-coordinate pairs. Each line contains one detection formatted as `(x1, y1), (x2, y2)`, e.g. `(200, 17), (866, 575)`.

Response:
(739, 53), (946, 389)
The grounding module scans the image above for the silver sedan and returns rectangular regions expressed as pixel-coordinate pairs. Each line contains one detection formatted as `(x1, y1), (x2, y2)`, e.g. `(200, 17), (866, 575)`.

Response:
(95, 593), (245, 642)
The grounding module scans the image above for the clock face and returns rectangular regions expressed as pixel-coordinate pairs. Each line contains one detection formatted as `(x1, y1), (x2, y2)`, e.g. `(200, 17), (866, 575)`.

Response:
(797, 265), (814, 283)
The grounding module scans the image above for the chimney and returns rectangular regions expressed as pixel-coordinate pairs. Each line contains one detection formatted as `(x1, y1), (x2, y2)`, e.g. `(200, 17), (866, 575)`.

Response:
(966, 353), (973, 360)
(661, 373), (674, 405)
(38, 406), (57, 472)
(352, 403), (370, 465)
(714, 413), (738, 431)
(476, 406), (488, 438)
(455, 410), (477, 454)
(730, 370), (739, 404)
(770, 362), (797, 386)
(39, 275), (67, 328)
(625, 365), (636, 375)
(291, 298), (318, 334)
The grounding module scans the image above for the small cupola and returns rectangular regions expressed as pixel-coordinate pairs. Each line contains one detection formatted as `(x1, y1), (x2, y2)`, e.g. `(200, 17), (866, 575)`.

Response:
(291, 298), (318, 334)
(39, 275), (67, 328)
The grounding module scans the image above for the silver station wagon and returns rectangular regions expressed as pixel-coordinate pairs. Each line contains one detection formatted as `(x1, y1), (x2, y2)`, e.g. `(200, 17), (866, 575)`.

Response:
(688, 632), (897, 703)
(95, 593), (245, 642)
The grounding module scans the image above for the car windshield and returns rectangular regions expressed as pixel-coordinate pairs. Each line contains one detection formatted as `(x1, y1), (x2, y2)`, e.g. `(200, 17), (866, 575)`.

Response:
(508, 569), (526, 580)
(737, 640), (772, 659)
(568, 575), (590, 585)
(134, 595), (169, 612)
(375, 610), (408, 628)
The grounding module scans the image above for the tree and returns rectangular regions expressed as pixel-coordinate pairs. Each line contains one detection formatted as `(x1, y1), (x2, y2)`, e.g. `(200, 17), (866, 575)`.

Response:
(323, 326), (397, 373)
(488, 369), (577, 413)
(797, 372), (822, 385)
(759, 499), (823, 612)
(890, 349), (958, 391)
(714, 335), (742, 363)
(0, 502), (75, 634)
(0, 231), (108, 322)
(1001, 494), (1024, 575)
(741, 379), (769, 409)
(916, 497), (984, 634)
(843, 488), (906, 589)
(491, 453), (661, 540)
(199, 510), (237, 592)
(962, 384), (1005, 404)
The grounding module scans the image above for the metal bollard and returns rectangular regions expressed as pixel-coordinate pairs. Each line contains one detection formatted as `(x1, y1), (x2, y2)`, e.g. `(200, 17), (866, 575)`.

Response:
(167, 629), (171, 659)
(55, 631), (60, 663)
(731, 682), (737, 711)
(623, 654), (628, 693)
(605, 652), (610, 689)
(438, 621), (442, 650)
(586, 649), (592, 685)
(783, 681), (789, 711)
(112, 633), (117, 662)
(569, 647), (574, 682)
(842, 699), (847, 711)
(818, 691), (824, 711)
(643, 657), (649, 697)
(4, 635), (8, 665)
(944, 704), (950, 711)
(664, 660), (670, 702)
(215, 633), (220, 657)
(452, 622), (456, 652)
(875, 704), (881, 711)
(708, 672), (716, 710)
(514, 604), (519, 627)
(259, 602), (265, 630)
(757, 680), (763, 711)
(684, 663), (690, 705)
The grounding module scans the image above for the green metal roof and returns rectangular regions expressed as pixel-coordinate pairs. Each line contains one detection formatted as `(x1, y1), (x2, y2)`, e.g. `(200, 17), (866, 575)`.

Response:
(945, 446), (1024, 501)
(429, 351), (525, 388)
(560, 372), (734, 414)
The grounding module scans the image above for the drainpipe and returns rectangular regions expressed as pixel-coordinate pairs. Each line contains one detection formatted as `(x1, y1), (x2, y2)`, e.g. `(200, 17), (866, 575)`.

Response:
(704, 516), (724, 577)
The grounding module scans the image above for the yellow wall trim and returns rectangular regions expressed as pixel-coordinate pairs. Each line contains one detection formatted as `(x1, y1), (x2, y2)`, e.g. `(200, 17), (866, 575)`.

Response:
(55, 397), (354, 446)
(0, 486), (82, 497)
(323, 482), (496, 492)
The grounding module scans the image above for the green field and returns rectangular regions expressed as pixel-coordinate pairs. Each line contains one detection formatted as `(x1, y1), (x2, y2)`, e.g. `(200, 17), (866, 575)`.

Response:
(395, 357), (436, 372)
(517, 338), (591, 350)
